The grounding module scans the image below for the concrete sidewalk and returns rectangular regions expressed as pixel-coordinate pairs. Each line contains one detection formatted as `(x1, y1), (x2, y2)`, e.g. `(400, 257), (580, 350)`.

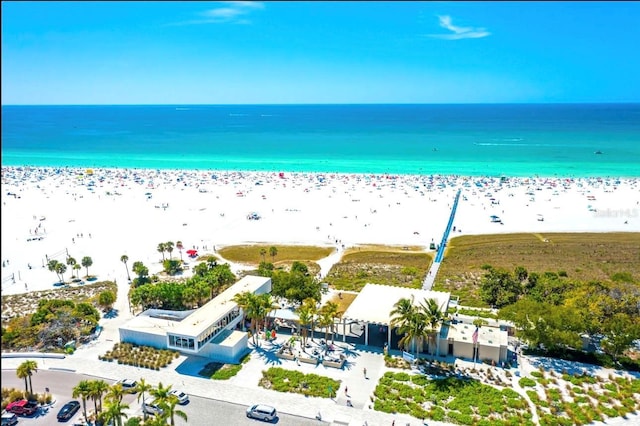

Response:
(1, 341), (433, 426)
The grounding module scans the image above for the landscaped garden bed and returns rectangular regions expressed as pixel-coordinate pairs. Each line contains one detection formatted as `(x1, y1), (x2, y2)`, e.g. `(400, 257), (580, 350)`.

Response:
(524, 368), (640, 426)
(259, 367), (341, 398)
(99, 342), (179, 370)
(372, 371), (533, 425)
(198, 354), (250, 380)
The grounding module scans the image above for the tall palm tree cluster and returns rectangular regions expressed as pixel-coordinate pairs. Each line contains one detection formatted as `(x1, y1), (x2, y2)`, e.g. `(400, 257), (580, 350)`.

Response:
(232, 291), (279, 346)
(390, 296), (445, 357)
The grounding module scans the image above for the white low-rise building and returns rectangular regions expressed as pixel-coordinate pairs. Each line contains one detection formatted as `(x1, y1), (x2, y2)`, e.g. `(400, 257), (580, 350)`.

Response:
(342, 283), (509, 364)
(119, 275), (271, 364)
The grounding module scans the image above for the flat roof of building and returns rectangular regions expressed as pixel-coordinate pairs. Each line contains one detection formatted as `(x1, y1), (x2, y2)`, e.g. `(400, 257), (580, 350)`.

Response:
(342, 283), (451, 326)
(120, 312), (174, 337)
(445, 323), (508, 347)
(171, 275), (271, 338)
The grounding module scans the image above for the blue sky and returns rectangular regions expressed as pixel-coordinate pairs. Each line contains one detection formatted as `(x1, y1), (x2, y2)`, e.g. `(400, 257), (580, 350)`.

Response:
(2, 1), (639, 104)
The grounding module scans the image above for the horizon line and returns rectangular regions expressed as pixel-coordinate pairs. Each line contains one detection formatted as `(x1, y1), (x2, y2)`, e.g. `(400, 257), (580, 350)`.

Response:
(3, 101), (640, 107)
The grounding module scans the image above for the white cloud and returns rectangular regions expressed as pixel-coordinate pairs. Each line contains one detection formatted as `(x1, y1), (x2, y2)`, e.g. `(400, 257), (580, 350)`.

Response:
(169, 1), (264, 26)
(428, 15), (490, 40)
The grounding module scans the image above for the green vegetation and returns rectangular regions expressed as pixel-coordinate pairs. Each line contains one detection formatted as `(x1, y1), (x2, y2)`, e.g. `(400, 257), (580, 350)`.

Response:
(266, 261), (323, 304)
(434, 233), (640, 306)
(258, 367), (341, 398)
(325, 248), (432, 291)
(218, 245), (333, 264)
(128, 260), (235, 311)
(2, 297), (101, 351)
(372, 371), (533, 425)
(99, 342), (180, 370)
(524, 369), (640, 426)
(198, 354), (251, 380)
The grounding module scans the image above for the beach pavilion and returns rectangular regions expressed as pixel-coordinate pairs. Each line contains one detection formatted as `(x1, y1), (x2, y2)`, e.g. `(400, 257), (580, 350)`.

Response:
(341, 284), (508, 364)
(118, 275), (271, 363)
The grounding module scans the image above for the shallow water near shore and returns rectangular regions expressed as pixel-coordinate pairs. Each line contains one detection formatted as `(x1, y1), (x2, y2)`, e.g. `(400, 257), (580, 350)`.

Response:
(3, 104), (639, 177)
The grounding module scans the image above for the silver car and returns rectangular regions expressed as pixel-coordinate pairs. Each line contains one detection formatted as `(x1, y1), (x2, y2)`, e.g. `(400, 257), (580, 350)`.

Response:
(246, 404), (277, 422)
(169, 389), (189, 404)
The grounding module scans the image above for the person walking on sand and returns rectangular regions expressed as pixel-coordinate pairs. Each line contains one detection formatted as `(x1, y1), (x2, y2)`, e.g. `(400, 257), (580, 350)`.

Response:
(345, 386), (348, 395)
(363, 367), (367, 378)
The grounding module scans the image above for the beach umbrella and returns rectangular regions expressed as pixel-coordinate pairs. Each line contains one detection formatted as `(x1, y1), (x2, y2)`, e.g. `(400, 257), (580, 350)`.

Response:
(186, 249), (197, 256)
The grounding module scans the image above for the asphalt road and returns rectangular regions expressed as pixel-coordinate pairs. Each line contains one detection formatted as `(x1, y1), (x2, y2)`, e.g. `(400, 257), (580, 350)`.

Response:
(2, 370), (324, 426)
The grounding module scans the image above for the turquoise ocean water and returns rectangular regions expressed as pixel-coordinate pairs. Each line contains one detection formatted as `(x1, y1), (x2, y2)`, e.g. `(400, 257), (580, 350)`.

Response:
(2, 104), (639, 177)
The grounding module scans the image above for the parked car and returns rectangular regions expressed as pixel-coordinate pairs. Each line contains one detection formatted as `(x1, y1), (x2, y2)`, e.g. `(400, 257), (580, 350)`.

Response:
(113, 379), (138, 393)
(1, 413), (19, 426)
(5, 400), (39, 416)
(246, 404), (277, 422)
(56, 400), (80, 421)
(142, 399), (163, 416)
(169, 389), (189, 404)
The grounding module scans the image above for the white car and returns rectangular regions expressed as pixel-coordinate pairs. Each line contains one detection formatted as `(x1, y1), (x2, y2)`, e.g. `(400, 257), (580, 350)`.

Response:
(142, 399), (164, 416)
(169, 389), (189, 404)
(114, 379), (138, 393)
(246, 404), (277, 422)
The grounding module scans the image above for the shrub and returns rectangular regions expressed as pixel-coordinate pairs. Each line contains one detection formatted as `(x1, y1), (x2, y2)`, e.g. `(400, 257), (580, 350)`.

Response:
(519, 377), (536, 387)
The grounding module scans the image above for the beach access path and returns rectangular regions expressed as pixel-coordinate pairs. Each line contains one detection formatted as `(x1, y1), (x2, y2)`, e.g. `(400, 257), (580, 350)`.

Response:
(423, 189), (462, 290)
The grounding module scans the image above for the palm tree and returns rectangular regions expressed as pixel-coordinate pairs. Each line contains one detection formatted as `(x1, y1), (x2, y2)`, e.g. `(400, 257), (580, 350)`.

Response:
(302, 298), (319, 341)
(421, 298), (444, 355)
(176, 241), (184, 262)
(269, 246), (278, 262)
(165, 241), (175, 260)
(296, 301), (315, 347)
(88, 379), (109, 415)
(98, 399), (129, 426)
(106, 383), (125, 404)
(81, 256), (93, 277)
(256, 293), (280, 340)
(73, 263), (82, 279)
(16, 360), (38, 395)
(149, 382), (173, 405)
(47, 260), (67, 284)
(317, 304), (335, 343)
(391, 296), (429, 357)
(72, 380), (92, 421)
(136, 378), (154, 421)
(120, 255), (131, 281)
(233, 292), (262, 345)
(66, 257), (77, 277)
(157, 242), (166, 261)
(162, 396), (188, 425)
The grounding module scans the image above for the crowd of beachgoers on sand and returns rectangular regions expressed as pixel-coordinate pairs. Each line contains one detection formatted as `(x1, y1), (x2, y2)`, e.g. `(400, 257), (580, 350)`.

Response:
(1, 166), (638, 297)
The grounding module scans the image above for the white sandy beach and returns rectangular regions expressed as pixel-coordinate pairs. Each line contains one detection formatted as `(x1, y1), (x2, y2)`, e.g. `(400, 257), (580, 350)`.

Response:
(1, 167), (639, 296)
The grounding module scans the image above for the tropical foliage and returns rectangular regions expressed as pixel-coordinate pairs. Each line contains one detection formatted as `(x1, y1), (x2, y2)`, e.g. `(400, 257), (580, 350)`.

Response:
(390, 296), (445, 356)
(2, 298), (100, 351)
(128, 261), (235, 311)
(492, 266), (640, 364)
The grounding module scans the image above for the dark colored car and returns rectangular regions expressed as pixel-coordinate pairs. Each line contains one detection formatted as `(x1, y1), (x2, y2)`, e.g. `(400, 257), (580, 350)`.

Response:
(57, 400), (80, 421)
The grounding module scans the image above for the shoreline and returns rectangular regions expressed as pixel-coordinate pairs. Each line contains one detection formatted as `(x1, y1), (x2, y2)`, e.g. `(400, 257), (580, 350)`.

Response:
(4, 163), (640, 180)
(2, 166), (638, 298)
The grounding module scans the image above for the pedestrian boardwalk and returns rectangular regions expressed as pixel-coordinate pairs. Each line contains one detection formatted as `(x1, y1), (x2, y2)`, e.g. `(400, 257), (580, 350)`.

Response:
(423, 189), (461, 290)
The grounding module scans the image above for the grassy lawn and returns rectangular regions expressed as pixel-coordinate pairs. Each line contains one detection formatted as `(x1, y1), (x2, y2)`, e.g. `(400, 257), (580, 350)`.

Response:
(217, 245), (334, 265)
(434, 233), (640, 307)
(327, 292), (358, 314)
(324, 247), (432, 292)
